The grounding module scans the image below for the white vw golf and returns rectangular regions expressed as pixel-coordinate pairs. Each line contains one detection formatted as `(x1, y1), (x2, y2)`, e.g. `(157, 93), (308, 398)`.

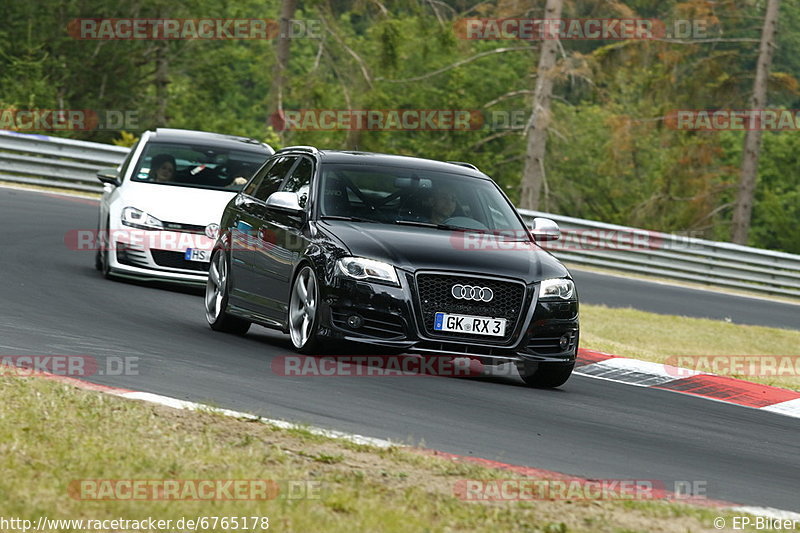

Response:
(95, 128), (273, 284)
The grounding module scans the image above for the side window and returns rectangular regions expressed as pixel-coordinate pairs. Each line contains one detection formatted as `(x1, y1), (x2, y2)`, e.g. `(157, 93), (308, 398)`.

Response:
(118, 140), (140, 181)
(243, 159), (276, 197)
(281, 157), (313, 207)
(254, 156), (298, 201)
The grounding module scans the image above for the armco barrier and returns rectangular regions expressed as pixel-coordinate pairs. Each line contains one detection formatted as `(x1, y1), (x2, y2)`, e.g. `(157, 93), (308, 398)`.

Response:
(0, 130), (128, 192)
(1, 129), (798, 298)
(520, 209), (800, 298)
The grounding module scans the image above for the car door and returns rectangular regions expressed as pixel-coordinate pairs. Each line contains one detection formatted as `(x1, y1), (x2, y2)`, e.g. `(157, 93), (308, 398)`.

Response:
(226, 157), (274, 302)
(238, 155), (300, 318)
(251, 156), (315, 321)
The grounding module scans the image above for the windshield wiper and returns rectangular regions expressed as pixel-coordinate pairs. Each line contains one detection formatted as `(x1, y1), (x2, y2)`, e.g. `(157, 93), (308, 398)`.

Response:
(321, 215), (379, 223)
(393, 220), (486, 233)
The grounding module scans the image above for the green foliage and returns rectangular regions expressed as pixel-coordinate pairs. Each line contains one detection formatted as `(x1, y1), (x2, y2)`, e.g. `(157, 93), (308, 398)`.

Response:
(733, 131), (800, 252)
(1, 0), (799, 252)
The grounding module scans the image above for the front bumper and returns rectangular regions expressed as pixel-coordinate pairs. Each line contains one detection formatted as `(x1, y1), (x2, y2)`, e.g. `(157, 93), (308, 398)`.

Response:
(107, 229), (213, 284)
(318, 269), (578, 364)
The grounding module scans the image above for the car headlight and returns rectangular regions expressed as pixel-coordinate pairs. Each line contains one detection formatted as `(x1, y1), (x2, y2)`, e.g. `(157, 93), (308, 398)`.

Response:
(539, 278), (575, 299)
(121, 206), (164, 230)
(336, 257), (399, 286)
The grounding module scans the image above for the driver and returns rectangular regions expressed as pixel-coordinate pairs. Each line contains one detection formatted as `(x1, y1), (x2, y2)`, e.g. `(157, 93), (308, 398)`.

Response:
(429, 188), (457, 224)
(149, 154), (176, 183)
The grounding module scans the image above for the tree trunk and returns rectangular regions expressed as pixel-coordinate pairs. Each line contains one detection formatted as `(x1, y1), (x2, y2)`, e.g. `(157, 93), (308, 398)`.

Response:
(731, 0), (780, 244)
(154, 41), (169, 127)
(268, 0), (298, 137)
(518, 0), (563, 211)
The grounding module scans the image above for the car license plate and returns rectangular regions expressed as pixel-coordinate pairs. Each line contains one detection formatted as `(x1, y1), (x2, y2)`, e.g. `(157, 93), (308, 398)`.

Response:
(184, 248), (210, 262)
(434, 312), (506, 337)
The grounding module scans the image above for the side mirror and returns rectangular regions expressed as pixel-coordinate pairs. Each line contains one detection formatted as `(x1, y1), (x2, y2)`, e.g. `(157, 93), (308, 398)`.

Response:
(530, 217), (560, 241)
(97, 168), (121, 187)
(265, 191), (304, 214)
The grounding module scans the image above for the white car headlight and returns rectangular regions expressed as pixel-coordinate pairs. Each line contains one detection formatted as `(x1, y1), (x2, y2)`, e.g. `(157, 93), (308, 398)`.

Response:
(121, 206), (164, 230)
(539, 278), (575, 300)
(336, 257), (399, 286)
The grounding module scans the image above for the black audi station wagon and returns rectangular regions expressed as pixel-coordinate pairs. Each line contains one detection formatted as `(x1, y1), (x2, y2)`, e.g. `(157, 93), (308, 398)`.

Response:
(205, 147), (579, 387)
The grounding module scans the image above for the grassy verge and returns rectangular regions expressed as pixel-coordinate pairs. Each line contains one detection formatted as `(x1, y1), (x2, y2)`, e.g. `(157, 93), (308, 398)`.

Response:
(1, 375), (778, 533)
(581, 304), (800, 391)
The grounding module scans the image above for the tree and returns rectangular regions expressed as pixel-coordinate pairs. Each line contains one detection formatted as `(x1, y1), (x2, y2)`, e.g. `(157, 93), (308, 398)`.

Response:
(731, 0), (781, 244)
(154, 40), (169, 127)
(267, 0), (298, 140)
(519, 0), (563, 211)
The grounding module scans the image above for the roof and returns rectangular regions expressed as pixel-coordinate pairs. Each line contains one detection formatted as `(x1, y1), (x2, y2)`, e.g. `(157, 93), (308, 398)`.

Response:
(276, 147), (488, 178)
(150, 128), (273, 154)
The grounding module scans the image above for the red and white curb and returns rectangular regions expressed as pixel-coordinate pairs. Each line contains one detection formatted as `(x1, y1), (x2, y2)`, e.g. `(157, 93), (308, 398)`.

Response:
(575, 349), (800, 419)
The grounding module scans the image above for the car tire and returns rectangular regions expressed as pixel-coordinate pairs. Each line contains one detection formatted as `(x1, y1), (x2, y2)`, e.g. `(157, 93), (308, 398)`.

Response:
(99, 218), (115, 279)
(205, 249), (251, 335)
(94, 217), (104, 271)
(288, 265), (321, 354)
(517, 360), (574, 388)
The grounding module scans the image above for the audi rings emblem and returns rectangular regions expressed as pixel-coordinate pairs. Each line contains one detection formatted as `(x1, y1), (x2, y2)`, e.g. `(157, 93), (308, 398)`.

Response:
(451, 284), (494, 302)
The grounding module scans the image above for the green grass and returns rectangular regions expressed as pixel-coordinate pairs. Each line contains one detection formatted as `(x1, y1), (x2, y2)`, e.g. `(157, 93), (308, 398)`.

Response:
(1, 375), (785, 533)
(581, 304), (800, 391)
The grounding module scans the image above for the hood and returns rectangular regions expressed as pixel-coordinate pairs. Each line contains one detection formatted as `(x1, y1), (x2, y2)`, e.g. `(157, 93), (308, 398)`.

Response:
(119, 181), (237, 226)
(319, 220), (570, 283)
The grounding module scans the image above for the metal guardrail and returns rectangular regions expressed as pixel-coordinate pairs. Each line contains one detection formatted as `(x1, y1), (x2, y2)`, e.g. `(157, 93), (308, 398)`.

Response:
(0, 130), (128, 192)
(0, 129), (797, 298)
(519, 209), (800, 298)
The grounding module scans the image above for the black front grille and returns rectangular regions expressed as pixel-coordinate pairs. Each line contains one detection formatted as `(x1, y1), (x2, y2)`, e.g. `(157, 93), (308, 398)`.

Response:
(150, 250), (209, 272)
(415, 273), (525, 342)
(331, 308), (406, 339)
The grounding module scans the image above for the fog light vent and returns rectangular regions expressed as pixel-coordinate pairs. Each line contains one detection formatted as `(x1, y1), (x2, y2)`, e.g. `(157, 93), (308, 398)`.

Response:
(559, 333), (572, 350)
(347, 315), (364, 329)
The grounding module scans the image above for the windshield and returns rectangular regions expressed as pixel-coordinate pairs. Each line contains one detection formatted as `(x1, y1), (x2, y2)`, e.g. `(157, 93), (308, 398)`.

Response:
(319, 164), (528, 233)
(130, 141), (268, 191)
